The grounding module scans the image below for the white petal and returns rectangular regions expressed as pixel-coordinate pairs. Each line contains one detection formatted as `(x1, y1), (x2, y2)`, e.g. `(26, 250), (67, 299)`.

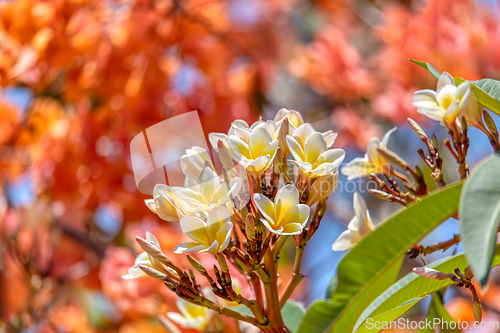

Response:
(200, 240), (219, 255)
(230, 119), (250, 134)
(293, 124), (315, 147)
(198, 167), (220, 202)
(415, 105), (445, 122)
(380, 127), (397, 148)
(248, 127), (273, 158)
(209, 133), (228, 151)
(436, 84), (458, 109)
(260, 140), (279, 159)
(216, 222), (234, 252)
(314, 149), (345, 168)
(212, 178), (242, 205)
(286, 135), (306, 161)
(443, 100), (460, 124)
(145, 199), (157, 213)
(207, 205), (231, 235)
(279, 223), (303, 235)
(146, 231), (161, 249)
(413, 89), (438, 103)
(274, 184), (300, 224)
(359, 210), (376, 236)
(253, 193), (275, 222)
(247, 155), (270, 173)
(260, 218), (283, 235)
(366, 137), (382, 167)
(455, 81), (471, 101)
(353, 192), (367, 219)
(322, 130), (338, 148)
(331, 229), (362, 251)
(340, 157), (377, 180)
(304, 132), (326, 163)
(181, 154), (201, 180)
(308, 163), (336, 177)
(228, 135), (251, 160)
(233, 127), (251, 142)
(290, 159), (312, 175)
(122, 265), (147, 279)
(174, 242), (207, 254)
(437, 71), (455, 90)
(279, 204), (310, 228)
(180, 216), (210, 245)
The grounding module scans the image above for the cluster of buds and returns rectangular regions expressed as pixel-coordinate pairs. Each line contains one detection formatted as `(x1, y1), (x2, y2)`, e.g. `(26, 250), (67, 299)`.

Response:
(413, 266), (482, 322)
(125, 109), (344, 332)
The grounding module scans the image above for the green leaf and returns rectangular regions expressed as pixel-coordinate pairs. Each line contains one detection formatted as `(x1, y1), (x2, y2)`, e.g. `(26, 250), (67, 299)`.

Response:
(459, 153), (500, 289)
(282, 300), (306, 333)
(409, 59), (441, 79)
(354, 243), (500, 332)
(417, 294), (461, 333)
(356, 297), (426, 333)
(301, 259), (402, 333)
(298, 183), (463, 333)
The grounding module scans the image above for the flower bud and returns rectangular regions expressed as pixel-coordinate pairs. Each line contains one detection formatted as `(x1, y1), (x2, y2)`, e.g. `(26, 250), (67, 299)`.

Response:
(245, 213), (256, 242)
(375, 147), (408, 170)
(216, 253), (229, 274)
(136, 235), (172, 267)
(187, 255), (208, 275)
(139, 265), (168, 281)
(217, 139), (238, 179)
(483, 111), (499, 136)
(369, 189), (394, 202)
(412, 267), (456, 280)
(472, 291), (482, 323)
(407, 118), (428, 141)
(430, 134), (439, 151)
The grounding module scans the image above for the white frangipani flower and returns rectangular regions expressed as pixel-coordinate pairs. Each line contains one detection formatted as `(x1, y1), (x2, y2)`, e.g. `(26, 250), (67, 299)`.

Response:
(291, 123), (338, 150)
(413, 72), (471, 126)
(180, 146), (215, 180)
(253, 184), (310, 235)
(208, 119), (259, 153)
(145, 184), (183, 222)
(286, 124), (344, 178)
(174, 205), (234, 255)
(167, 288), (214, 330)
(149, 167), (242, 221)
(227, 126), (279, 174)
(332, 192), (375, 251)
(340, 127), (397, 180)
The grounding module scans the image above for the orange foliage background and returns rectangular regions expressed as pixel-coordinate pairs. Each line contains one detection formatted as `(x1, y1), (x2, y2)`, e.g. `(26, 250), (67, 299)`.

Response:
(1, 0), (500, 331)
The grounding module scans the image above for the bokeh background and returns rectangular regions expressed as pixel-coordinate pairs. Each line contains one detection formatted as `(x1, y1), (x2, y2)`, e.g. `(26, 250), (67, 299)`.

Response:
(1, 0), (500, 331)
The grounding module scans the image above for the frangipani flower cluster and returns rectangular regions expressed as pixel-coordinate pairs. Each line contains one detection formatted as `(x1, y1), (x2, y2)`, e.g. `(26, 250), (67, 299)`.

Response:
(126, 109), (345, 332)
